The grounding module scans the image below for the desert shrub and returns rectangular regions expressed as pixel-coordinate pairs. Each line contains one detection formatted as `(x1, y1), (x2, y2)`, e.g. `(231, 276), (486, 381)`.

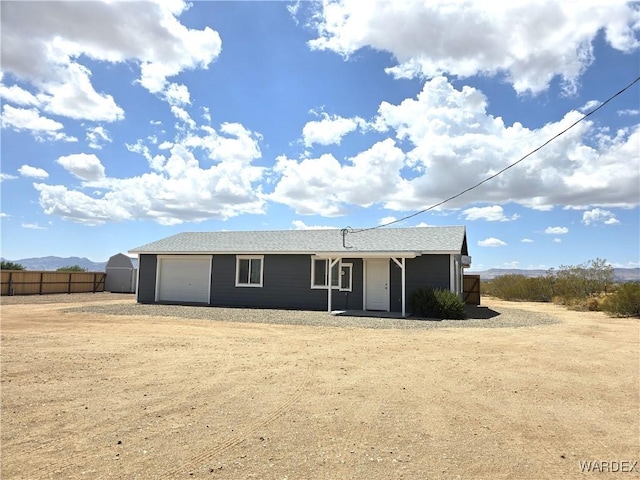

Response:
(484, 274), (554, 302)
(549, 258), (614, 302)
(487, 259), (614, 305)
(56, 265), (86, 272)
(483, 274), (528, 300)
(601, 282), (640, 317)
(585, 297), (601, 312)
(410, 286), (466, 319)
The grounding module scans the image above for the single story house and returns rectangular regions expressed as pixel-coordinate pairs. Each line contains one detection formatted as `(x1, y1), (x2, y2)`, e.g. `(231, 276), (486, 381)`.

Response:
(128, 226), (471, 316)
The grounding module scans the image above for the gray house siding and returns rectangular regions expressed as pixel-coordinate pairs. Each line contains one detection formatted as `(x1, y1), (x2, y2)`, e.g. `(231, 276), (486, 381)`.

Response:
(137, 254), (158, 303)
(135, 253), (452, 312)
(210, 255), (363, 311)
(390, 255), (451, 313)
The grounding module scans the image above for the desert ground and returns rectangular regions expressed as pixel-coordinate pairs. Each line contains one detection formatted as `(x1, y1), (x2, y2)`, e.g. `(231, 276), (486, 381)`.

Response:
(1, 293), (638, 479)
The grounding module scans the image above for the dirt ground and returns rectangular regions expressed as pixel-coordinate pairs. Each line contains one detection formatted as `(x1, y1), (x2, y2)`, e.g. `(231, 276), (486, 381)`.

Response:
(1, 295), (638, 479)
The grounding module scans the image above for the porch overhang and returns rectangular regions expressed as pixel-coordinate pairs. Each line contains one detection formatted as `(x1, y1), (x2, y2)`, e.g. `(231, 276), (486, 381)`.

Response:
(311, 252), (419, 259)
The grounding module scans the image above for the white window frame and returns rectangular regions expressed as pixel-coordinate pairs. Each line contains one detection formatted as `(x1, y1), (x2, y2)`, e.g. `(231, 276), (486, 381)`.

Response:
(235, 255), (264, 287)
(339, 263), (352, 292)
(311, 259), (352, 291)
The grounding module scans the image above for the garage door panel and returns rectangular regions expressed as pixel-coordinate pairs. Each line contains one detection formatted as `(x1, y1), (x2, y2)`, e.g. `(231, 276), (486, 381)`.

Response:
(157, 256), (211, 303)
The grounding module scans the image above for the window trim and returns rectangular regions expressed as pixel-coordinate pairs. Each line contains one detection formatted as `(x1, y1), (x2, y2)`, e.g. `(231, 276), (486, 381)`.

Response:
(311, 259), (352, 292)
(339, 263), (352, 292)
(235, 255), (264, 287)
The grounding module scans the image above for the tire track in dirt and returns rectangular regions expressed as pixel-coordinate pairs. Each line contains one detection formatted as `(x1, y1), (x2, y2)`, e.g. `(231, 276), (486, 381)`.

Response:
(157, 364), (313, 478)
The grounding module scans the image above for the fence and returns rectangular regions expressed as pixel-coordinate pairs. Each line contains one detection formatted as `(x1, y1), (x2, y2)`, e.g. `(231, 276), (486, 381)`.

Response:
(463, 274), (481, 305)
(0, 271), (106, 296)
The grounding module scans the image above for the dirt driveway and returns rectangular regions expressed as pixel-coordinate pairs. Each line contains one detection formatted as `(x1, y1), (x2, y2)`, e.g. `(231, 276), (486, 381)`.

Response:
(1, 294), (638, 479)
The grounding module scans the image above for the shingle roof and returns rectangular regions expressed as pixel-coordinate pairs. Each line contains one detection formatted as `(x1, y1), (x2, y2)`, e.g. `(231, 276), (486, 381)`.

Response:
(129, 226), (468, 255)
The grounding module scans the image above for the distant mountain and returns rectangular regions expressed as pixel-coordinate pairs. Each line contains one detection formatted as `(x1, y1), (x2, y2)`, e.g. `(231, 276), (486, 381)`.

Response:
(2, 256), (108, 272)
(470, 268), (640, 282)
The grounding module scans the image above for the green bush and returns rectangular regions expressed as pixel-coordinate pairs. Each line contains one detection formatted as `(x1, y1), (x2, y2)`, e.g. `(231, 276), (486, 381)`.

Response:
(601, 282), (640, 317)
(484, 275), (554, 302)
(56, 265), (86, 272)
(410, 286), (466, 320)
(0, 261), (25, 270)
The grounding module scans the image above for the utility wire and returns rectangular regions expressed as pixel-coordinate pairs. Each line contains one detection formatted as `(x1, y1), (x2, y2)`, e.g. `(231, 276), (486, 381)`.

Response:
(344, 75), (640, 238)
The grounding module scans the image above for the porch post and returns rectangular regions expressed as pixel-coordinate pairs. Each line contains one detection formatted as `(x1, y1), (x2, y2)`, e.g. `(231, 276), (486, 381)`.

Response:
(391, 257), (406, 317)
(328, 258), (340, 313)
(327, 257), (332, 312)
(401, 257), (406, 317)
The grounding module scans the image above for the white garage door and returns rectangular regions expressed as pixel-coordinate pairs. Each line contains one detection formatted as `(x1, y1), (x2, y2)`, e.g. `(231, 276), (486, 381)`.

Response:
(156, 255), (212, 303)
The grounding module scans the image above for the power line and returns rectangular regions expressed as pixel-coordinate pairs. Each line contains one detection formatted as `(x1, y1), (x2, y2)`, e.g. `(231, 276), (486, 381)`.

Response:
(343, 74), (640, 239)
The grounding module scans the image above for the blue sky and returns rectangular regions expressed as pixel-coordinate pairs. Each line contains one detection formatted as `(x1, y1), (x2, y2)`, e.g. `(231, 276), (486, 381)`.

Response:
(1, 0), (639, 271)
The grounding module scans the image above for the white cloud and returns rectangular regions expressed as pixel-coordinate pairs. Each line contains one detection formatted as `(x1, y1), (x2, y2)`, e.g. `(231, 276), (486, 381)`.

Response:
(292, 220), (338, 230)
(171, 106), (196, 130)
(368, 77), (640, 212)
(1, 105), (77, 142)
(553, 238), (562, 243)
(1, 0), (221, 121)
(499, 261), (520, 268)
(478, 237), (507, 247)
(521, 238), (534, 243)
(0, 173), (18, 182)
(304, 1), (639, 94)
(618, 109), (640, 116)
(580, 100), (602, 113)
(36, 62), (124, 122)
(582, 208), (620, 225)
(302, 113), (363, 147)
(462, 205), (519, 222)
(202, 107), (212, 123)
(21, 222), (47, 230)
(0, 83), (40, 106)
(182, 122), (262, 165)
(270, 138), (406, 215)
(18, 165), (49, 179)
(545, 226), (569, 234)
(56, 153), (106, 182)
(86, 126), (112, 150)
(378, 216), (397, 226)
(164, 83), (191, 106)
(34, 123), (266, 226)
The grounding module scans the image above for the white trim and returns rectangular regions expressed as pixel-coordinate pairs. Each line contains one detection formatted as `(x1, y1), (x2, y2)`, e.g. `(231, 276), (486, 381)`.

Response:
(364, 259), (390, 311)
(235, 255), (264, 287)
(339, 263), (353, 292)
(311, 258), (349, 290)
(135, 255), (140, 301)
(133, 250), (422, 257)
(391, 257), (406, 317)
(449, 254), (455, 292)
(312, 252), (418, 259)
(327, 258), (340, 312)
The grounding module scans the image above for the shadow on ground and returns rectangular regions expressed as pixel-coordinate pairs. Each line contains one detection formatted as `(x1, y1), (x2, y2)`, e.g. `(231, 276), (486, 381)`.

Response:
(464, 305), (501, 320)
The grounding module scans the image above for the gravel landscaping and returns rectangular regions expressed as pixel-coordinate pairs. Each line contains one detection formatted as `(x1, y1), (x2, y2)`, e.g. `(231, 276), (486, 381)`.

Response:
(58, 295), (559, 329)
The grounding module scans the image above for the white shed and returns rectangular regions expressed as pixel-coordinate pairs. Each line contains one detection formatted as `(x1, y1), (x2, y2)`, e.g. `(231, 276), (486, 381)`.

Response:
(105, 253), (137, 293)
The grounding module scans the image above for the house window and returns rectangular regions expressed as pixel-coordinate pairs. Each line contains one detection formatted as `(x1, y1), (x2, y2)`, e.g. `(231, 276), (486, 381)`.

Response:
(236, 255), (263, 287)
(311, 259), (352, 291)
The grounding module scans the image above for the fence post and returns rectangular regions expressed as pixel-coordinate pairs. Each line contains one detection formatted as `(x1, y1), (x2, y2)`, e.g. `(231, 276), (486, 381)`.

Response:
(68, 273), (72, 294)
(8, 271), (13, 296)
(39, 272), (44, 295)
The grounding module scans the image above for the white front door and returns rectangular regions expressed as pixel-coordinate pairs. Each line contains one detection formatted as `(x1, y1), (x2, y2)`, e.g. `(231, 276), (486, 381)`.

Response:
(365, 259), (389, 311)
